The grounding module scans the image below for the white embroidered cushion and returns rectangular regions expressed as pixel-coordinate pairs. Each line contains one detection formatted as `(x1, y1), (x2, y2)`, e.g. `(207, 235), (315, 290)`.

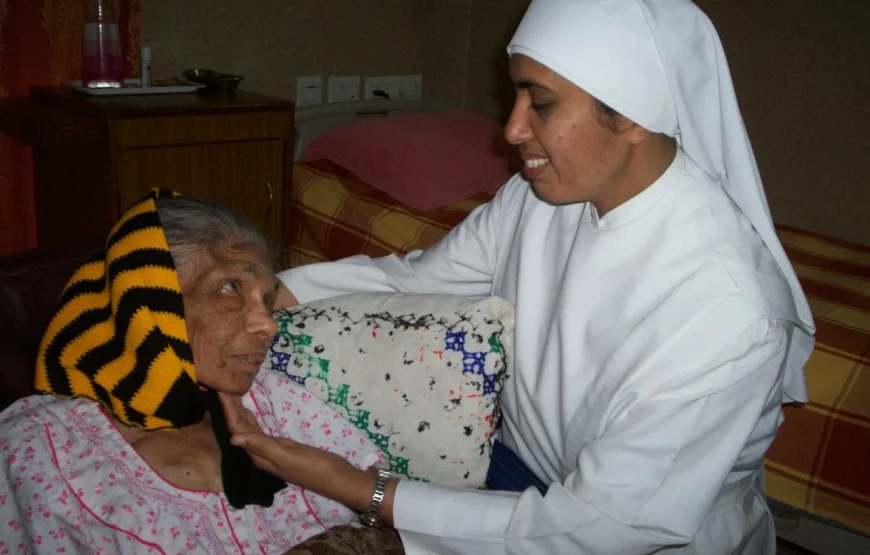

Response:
(267, 293), (514, 488)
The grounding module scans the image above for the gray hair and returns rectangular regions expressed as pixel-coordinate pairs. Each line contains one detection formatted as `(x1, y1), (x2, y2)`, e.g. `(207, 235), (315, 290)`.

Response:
(155, 196), (274, 277)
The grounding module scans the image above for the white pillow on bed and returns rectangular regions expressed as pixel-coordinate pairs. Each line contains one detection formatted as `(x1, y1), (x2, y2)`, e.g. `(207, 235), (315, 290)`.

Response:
(266, 293), (514, 488)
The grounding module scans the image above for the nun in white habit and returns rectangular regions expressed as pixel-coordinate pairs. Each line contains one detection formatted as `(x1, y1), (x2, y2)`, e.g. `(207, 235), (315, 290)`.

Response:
(228, 0), (817, 553)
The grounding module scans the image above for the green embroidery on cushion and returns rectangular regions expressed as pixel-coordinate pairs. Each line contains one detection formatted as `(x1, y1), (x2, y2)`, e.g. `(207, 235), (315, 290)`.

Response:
(347, 406), (370, 431)
(328, 383), (349, 406)
(290, 332), (312, 349)
(276, 319), (311, 347)
(369, 432), (390, 451)
(313, 357), (329, 380)
(327, 390), (414, 477)
(488, 332), (503, 354)
(280, 323), (416, 478)
(286, 330), (331, 380)
(369, 432), (411, 476)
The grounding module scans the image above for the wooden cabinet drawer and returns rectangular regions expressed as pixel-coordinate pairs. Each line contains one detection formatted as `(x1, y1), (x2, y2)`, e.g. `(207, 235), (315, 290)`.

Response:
(114, 111), (289, 149)
(21, 87), (293, 252)
(117, 140), (284, 243)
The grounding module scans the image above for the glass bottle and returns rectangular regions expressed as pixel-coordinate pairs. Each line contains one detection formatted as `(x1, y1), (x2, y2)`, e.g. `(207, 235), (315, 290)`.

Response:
(82, 0), (124, 88)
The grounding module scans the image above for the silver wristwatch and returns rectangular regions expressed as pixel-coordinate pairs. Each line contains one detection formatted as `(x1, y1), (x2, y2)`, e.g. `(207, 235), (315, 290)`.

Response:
(360, 468), (391, 528)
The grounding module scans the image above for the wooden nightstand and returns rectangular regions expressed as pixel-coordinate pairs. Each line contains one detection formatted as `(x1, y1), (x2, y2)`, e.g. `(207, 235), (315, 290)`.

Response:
(0, 87), (294, 253)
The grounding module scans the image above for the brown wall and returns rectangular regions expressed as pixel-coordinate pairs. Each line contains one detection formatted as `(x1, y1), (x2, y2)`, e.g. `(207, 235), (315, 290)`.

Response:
(142, 0), (867, 244)
(141, 0), (472, 108)
(463, 0), (530, 120)
(695, 0), (869, 245)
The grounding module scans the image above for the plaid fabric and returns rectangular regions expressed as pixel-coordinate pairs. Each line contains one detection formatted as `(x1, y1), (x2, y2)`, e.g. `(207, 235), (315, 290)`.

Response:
(286, 161), (494, 268)
(765, 224), (870, 535)
(287, 161), (870, 535)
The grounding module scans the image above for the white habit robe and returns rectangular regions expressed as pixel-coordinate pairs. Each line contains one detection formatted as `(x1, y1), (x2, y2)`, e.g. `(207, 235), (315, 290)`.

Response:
(277, 149), (806, 554)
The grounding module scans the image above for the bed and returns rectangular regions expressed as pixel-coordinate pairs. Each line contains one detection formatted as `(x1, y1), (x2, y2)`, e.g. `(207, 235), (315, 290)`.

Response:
(287, 101), (870, 554)
(287, 159), (494, 267)
(765, 226), (870, 554)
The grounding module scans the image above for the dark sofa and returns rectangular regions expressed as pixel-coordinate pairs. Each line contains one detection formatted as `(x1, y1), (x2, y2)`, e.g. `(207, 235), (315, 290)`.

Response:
(0, 242), (99, 411)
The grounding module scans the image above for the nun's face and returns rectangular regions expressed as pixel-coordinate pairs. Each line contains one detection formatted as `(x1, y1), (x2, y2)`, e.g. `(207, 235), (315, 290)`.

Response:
(505, 55), (638, 211)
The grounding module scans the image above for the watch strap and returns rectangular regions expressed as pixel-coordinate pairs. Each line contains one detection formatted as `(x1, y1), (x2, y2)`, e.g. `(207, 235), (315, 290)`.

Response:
(360, 468), (391, 528)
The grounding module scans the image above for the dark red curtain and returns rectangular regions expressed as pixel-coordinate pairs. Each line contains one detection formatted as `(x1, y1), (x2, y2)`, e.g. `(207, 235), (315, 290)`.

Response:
(0, 0), (140, 254)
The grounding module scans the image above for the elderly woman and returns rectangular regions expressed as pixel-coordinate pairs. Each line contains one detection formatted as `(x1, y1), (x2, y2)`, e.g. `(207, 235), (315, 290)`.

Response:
(229, 1), (816, 554)
(0, 191), (387, 553)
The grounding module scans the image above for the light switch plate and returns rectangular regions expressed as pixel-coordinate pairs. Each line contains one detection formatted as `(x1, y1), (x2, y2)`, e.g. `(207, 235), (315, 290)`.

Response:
(396, 75), (422, 100)
(364, 76), (399, 100)
(296, 76), (322, 107)
(328, 76), (360, 103)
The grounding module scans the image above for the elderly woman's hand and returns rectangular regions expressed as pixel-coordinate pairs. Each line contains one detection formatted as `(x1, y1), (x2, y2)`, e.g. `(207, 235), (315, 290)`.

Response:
(218, 392), (395, 523)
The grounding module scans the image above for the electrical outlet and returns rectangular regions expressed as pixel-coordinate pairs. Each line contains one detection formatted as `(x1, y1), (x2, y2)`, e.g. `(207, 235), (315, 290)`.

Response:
(364, 76), (399, 100)
(296, 76), (322, 107)
(327, 76), (360, 103)
(396, 75), (422, 100)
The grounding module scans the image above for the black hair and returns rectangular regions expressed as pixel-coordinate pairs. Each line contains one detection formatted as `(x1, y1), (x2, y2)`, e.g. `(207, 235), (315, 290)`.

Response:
(593, 98), (623, 133)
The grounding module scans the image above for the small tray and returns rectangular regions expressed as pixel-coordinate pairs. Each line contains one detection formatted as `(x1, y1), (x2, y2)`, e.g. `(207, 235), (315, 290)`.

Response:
(65, 78), (205, 96)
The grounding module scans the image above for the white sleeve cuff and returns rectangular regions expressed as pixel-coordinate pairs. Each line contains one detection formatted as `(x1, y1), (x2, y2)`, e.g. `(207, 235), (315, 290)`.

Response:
(393, 480), (521, 539)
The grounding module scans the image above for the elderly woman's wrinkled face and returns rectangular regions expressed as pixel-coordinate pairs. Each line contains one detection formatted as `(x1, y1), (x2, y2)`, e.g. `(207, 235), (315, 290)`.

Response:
(504, 54), (637, 209)
(179, 243), (279, 396)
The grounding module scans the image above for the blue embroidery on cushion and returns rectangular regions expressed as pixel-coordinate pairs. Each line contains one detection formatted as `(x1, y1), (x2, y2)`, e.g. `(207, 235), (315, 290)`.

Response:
(445, 331), (497, 395)
(445, 330), (466, 352)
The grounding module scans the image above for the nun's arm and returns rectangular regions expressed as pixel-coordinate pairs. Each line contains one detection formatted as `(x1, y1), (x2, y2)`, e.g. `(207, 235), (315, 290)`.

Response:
(275, 175), (525, 304)
(392, 319), (787, 554)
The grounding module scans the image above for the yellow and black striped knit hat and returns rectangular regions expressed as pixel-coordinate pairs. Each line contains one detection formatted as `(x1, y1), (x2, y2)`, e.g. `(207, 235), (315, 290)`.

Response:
(35, 188), (205, 430)
(35, 189), (286, 507)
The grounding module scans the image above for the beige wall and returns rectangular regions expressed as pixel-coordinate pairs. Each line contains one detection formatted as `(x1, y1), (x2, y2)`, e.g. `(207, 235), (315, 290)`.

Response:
(695, 0), (869, 245)
(463, 0), (530, 120)
(142, 0), (867, 244)
(141, 0), (473, 108)
(141, 0), (535, 116)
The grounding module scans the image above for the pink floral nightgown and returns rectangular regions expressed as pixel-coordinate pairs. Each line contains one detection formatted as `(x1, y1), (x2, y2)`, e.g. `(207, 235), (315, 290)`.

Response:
(0, 369), (384, 554)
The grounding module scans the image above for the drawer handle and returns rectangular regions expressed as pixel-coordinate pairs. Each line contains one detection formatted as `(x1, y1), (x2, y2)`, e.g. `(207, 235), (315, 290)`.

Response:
(265, 181), (273, 215)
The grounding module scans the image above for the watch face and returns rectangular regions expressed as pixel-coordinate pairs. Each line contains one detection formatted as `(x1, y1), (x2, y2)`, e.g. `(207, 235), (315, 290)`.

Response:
(360, 514), (379, 528)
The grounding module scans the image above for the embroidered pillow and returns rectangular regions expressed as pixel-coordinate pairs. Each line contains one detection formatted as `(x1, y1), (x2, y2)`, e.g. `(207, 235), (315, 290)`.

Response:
(267, 293), (514, 488)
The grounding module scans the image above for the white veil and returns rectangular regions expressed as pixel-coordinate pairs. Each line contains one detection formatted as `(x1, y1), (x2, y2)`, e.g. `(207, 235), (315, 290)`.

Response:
(508, 0), (815, 402)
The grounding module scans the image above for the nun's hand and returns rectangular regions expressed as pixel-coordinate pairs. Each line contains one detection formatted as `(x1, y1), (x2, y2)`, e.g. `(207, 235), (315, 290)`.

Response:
(218, 392), (299, 482)
(218, 392), (387, 517)
(218, 392), (261, 436)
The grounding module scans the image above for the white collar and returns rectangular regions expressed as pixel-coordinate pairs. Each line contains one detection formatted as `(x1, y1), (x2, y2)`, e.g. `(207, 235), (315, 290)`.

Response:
(590, 149), (684, 231)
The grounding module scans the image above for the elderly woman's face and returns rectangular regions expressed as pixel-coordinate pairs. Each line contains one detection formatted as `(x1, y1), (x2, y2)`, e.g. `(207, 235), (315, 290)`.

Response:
(505, 54), (637, 208)
(179, 243), (279, 396)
